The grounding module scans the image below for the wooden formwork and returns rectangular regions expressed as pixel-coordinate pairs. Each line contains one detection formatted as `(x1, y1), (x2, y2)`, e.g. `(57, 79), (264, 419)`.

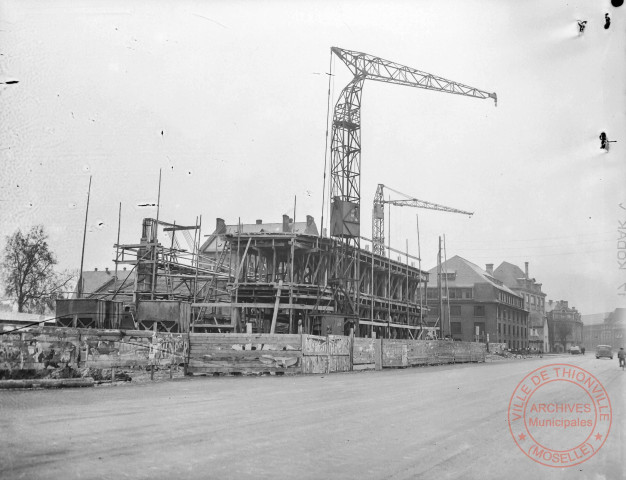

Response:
(352, 337), (382, 371)
(186, 334), (303, 375)
(301, 335), (351, 374)
(187, 334), (485, 375)
(381, 339), (485, 368)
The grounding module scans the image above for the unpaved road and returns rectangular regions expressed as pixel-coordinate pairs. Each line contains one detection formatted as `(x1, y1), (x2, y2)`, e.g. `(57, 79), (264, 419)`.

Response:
(1, 355), (623, 479)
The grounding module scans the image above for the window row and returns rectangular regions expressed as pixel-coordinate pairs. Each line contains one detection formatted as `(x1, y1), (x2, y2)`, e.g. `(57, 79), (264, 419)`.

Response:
(497, 322), (527, 338)
(498, 290), (523, 308)
(426, 288), (473, 299)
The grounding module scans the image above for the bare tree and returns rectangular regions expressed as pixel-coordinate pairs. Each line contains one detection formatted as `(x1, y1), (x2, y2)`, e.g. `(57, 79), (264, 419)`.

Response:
(555, 322), (573, 351)
(1, 225), (71, 313)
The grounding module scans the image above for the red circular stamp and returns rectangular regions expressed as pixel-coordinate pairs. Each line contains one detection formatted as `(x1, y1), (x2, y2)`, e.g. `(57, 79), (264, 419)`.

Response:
(508, 363), (612, 467)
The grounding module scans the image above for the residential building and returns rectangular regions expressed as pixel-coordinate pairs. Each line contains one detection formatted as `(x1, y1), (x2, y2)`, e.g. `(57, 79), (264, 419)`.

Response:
(426, 256), (529, 349)
(493, 261), (549, 352)
(546, 300), (583, 352)
(582, 308), (625, 350)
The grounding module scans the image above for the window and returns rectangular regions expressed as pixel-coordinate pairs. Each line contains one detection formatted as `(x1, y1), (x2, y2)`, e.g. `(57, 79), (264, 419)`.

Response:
(450, 305), (461, 316)
(451, 322), (462, 334)
(449, 289), (457, 299)
(465, 289), (473, 299)
(474, 322), (485, 336)
(474, 305), (485, 317)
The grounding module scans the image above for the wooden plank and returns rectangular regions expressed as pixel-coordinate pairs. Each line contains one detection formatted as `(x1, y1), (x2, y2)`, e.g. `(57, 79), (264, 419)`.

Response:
(192, 302), (334, 311)
(186, 366), (300, 375)
(302, 335), (350, 356)
(381, 340), (408, 368)
(0, 378), (95, 389)
(301, 355), (350, 374)
(269, 280), (283, 334)
(188, 335), (303, 343)
(353, 338), (376, 365)
(189, 333), (302, 341)
(195, 351), (301, 360)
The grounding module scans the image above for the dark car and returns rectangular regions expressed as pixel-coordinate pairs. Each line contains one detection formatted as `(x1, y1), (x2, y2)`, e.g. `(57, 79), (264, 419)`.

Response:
(570, 346), (581, 355)
(595, 345), (613, 359)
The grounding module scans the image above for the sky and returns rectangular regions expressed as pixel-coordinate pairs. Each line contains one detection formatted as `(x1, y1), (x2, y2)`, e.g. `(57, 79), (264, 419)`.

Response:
(0, 0), (624, 315)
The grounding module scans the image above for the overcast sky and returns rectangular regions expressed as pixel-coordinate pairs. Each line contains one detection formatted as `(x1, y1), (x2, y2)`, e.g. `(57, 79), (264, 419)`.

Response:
(1, 0), (624, 315)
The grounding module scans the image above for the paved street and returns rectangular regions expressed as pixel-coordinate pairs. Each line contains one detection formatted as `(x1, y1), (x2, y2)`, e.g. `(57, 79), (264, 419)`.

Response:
(1, 355), (623, 480)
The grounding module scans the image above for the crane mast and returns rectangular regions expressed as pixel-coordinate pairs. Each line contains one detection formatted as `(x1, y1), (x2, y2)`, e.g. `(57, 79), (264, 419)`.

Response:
(326, 46), (495, 323)
(329, 47), (495, 241)
(372, 184), (473, 256)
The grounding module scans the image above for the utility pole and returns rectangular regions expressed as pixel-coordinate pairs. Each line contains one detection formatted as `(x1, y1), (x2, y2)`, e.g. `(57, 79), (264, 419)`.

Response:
(437, 236), (443, 339)
(78, 176), (92, 299)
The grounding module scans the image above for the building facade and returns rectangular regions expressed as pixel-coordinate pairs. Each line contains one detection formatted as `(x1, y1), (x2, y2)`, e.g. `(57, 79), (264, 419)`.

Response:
(546, 300), (583, 352)
(582, 308), (625, 351)
(426, 256), (529, 349)
(493, 261), (549, 352)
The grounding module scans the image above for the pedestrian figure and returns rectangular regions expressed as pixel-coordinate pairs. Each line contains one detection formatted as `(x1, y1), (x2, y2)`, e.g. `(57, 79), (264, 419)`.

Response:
(604, 13), (611, 30)
(578, 20), (587, 35)
(581, 346), (585, 355)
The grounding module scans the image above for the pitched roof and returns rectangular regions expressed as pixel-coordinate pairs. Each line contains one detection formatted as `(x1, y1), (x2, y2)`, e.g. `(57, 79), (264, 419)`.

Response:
(426, 255), (519, 296)
(75, 270), (136, 298)
(493, 261), (526, 288)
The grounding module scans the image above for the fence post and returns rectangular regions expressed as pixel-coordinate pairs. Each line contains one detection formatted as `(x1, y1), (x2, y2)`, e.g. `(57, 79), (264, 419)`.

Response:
(18, 332), (24, 370)
(349, 327), (354, 372)
(183, 332), (189, 376)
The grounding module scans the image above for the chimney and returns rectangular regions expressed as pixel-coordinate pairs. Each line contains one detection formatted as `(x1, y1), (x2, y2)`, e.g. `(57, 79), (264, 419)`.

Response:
(306, 215), (314, 226)
(105, 267), (109, 274)
(256, 219), (262, 225)
(123, 267), (127, 271)
(215, 218), (226, 234)
(486, 264), (494, 275)
(282, 214), (291, 233)
(525, 262), (529, 279)
(94, 268), (98, 272)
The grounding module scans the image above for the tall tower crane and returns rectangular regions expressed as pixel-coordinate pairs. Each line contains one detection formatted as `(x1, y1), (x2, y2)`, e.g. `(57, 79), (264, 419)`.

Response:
(372, 184), (473, 256)
(325, 46), (496, 324)
(329, 47), (496, 243)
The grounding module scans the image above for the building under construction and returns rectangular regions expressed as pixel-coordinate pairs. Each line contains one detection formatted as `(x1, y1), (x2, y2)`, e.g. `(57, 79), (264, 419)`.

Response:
(59, 47), (495, 338)
(83, 215), (430, 338)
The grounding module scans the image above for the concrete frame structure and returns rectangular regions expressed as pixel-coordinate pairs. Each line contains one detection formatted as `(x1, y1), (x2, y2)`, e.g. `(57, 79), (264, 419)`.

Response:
(99, 216), (429, 337)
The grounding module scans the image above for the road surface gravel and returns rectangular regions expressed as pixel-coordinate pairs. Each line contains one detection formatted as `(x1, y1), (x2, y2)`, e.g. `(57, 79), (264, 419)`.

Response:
(0, 354), (623, 479)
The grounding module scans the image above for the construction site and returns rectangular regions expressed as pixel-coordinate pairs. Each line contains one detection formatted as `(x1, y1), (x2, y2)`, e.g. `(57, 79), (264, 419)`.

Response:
(54, 47), (496, 342)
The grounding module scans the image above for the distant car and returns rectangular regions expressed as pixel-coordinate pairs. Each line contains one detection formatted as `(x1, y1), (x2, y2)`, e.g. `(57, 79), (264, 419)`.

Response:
(595, 345), (613, 359)
(570, 346), (581, 355)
